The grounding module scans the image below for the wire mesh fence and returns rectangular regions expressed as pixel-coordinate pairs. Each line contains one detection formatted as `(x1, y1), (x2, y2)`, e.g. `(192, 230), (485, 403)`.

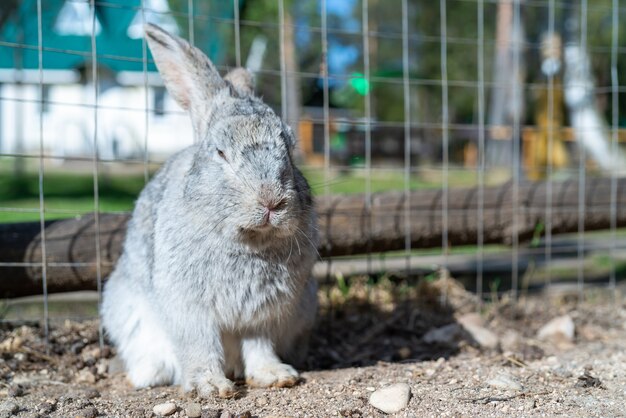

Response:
(0, 0), (625, 343)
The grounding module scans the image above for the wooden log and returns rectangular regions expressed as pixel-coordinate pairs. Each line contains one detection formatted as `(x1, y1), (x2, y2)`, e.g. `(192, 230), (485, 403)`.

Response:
(1, 177), (626, 298)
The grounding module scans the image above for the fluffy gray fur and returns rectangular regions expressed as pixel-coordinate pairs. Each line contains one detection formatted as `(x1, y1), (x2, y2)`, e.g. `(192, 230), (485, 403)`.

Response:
(101, 23), (318, 398)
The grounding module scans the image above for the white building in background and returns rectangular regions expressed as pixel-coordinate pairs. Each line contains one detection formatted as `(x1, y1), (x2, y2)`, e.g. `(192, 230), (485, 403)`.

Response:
(0, 0), (231, 163)
(0, 77), (193, 162)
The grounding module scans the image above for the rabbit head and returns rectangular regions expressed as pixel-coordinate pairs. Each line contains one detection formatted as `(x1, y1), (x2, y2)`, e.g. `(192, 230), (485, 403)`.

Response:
(145, 24), (312, 247)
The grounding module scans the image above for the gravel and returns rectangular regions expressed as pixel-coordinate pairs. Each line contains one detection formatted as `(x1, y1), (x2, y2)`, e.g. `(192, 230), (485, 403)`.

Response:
(0, 281), (625, 417)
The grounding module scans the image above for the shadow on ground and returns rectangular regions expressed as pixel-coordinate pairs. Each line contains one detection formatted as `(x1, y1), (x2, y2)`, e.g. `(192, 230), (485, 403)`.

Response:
(306, 276), (477, 370)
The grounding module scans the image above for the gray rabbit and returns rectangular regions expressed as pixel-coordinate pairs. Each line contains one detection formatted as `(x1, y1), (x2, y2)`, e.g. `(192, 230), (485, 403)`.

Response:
(101, 24), (318, 398)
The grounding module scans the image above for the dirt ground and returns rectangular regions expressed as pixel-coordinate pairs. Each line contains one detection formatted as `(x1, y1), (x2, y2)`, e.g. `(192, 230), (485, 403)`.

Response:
(1, 277), (625, 417)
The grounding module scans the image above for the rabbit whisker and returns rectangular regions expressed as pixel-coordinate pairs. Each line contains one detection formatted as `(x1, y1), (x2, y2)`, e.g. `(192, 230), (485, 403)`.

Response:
(294, 226), (320, 260)
(293, 233), (302, 257)
(286, 236), (293, 263)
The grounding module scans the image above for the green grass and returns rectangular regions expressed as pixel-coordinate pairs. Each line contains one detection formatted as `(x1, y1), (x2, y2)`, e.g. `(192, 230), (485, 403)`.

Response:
(0, 162), (146, 222)
(0, 160), (495, 223)
(303, 167), (485, 195)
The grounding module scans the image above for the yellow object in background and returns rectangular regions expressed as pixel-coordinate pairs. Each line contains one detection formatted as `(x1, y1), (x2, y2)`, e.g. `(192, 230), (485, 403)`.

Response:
(527, 80), (569, 181)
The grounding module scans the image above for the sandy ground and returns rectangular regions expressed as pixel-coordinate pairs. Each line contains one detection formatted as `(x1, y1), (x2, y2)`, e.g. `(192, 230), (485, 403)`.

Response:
(1, 278), (625, 417)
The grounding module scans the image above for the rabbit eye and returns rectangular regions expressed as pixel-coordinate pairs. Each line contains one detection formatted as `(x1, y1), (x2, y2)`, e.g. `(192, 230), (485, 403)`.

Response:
(217, 149), (227, 160)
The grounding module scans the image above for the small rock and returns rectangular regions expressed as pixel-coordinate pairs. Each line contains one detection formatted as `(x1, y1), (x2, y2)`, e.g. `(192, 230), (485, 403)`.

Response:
(83, 388), (101, 399)
(397, 347), (411, 359)
(200, 409), (221, 418)
(71, 341), (87, 355)
(423, 323), (464, 346)
(75, 406), (98, 418)
(0, 336), (23, 353)
(81, 347), (101, 363)
(255, 396), (268, 407)
(457, 312), (483, 327)
(578, 324), (602, 341)
(487, 374), (524, 391)
(0, 401), (19, 418)
(500, 330), (522, 351)
(234, 412), (252, 418)
(13, 353), (27, 362)
(7, 384), (23, 398)
(37, 401), (55, 414)
(185, 402), (202, 418)
(537, 315), (575, 342)
(153, 402), (177, 416)
(96, 360), (108, 376)
(219, 412), (232, 418)
(576, 372), (603, 388)
(76, 368), (97, 384)
(73, 399), (91, 410)
(107, 356), (125, 375)
(457, 314), (499, 349)
(368, 383), (411, 414)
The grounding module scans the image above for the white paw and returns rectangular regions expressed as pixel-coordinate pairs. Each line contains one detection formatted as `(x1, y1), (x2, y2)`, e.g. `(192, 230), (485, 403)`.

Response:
(190, 373), (237, 399)
(127, 360), (176, 388)
(246, 362), (299, 388)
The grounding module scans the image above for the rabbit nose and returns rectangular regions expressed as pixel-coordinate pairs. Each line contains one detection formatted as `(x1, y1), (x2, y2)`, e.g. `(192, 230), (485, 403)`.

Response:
(258, 184), (285, 211)
(259, 197), (287, 225)
(260, 198), (286, 213)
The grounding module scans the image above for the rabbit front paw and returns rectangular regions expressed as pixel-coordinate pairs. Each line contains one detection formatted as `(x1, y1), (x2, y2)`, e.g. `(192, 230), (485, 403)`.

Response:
(246, 362), (299, 388)
(186, 373), (238, 398)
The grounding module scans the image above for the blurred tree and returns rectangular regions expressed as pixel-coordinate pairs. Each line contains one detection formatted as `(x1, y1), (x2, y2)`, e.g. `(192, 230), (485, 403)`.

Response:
(168, 0), (626, 168)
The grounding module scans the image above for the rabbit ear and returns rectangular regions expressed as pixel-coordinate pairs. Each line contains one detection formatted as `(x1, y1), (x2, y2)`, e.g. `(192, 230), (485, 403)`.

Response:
(224, 68), (255, 96)
(145, 23), (225, 111)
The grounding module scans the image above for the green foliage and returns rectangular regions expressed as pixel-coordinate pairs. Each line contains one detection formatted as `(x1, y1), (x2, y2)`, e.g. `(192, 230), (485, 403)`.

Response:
(489, 277), (501, 303)
(234, 0), (626, 129)
(530, 222), (545, 248)
(423, 272), (438, 282)
(335, 272), (350, 297)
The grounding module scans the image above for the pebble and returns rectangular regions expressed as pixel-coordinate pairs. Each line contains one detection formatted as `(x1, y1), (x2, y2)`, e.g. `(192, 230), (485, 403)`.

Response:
(368, 383), (411, 414)
(219, 411), (233, 418)
(84, 388), (101, 399)
(13, 353), (27, 362)
(0, 401), (19, 418)
(81, 347), (101, 362)
(397, 346), (412, 359)
(255, 396), (269, 407)
(423, 323), (464, 346)
(96, 360), (108, 376)
(153, 402), (177, 416)
(500, 329), (522, 351)
(107, 356), (125, 375)
(234, 412), (252, 418)
(487, 374), (524, 391)
(457, 313), (499, 349)
(75, 406), (98, 418)
(37, 401), (55, 414)
(7, 384), (23, 398)
(0, 336), (23, 352)
(76, 368), (97, 384)
(201, 409), (221, 418)
(537, 315), (575, 342)
(184, 402), (202, 418)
